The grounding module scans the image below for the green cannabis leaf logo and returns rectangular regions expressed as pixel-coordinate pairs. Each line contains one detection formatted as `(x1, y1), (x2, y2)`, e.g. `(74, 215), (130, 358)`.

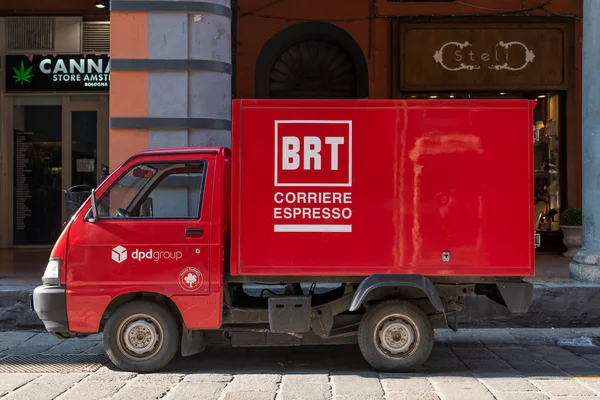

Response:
(12, 61), (33, 85)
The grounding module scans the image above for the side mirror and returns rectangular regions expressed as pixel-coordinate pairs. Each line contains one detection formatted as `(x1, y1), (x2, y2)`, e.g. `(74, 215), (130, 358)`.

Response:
(87, 188), (99, 223)
(140, 197), (153, 217)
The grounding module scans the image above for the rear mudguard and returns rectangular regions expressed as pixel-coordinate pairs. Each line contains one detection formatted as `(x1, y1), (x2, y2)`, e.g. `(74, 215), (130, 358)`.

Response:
(349, 274), (444, 313)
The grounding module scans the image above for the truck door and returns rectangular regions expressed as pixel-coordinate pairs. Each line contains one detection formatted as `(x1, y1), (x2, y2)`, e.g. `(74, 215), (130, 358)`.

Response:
(66, 154), (214, 331)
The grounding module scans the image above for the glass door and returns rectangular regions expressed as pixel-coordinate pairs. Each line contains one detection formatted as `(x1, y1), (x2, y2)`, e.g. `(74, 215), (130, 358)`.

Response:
(62, 97), (109, 224)
(12, 96), (63, 246)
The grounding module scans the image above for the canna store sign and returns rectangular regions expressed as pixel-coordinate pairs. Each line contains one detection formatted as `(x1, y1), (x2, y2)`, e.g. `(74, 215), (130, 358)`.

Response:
(5, 54), (110, 92)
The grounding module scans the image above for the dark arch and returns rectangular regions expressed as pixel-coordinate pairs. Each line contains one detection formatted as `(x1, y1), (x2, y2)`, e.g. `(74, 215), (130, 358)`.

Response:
(255, 22), (369, 99)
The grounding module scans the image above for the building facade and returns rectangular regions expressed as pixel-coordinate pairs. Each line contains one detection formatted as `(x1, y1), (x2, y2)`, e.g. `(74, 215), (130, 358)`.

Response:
(0, 0), (583, 252)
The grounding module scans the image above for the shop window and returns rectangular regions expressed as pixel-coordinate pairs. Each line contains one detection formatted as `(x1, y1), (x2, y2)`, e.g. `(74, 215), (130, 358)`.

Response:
(533, 94), (561, 234)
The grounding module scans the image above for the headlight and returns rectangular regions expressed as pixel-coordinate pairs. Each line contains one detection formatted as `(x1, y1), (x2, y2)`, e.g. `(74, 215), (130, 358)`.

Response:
(42, 258), (61, 285)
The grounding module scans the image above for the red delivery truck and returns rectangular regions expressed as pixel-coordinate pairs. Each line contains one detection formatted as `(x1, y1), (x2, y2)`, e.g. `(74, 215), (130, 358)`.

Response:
(33, 99), (537, 373)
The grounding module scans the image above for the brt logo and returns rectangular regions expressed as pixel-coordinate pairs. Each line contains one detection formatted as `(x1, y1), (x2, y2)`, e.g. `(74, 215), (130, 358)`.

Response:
(275, 120), (352, 187)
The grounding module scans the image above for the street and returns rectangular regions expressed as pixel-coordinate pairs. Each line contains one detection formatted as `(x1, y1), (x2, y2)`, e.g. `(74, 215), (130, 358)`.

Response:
(2, 328), (600, 399)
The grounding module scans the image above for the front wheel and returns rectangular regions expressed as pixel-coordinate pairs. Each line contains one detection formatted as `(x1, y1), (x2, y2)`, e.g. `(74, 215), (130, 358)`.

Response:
(104, 300), (179, 373)
(357, 299), (434, 372)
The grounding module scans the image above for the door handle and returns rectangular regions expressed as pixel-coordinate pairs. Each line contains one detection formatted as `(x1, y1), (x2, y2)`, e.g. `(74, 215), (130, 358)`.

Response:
(185, 228), (204, 236)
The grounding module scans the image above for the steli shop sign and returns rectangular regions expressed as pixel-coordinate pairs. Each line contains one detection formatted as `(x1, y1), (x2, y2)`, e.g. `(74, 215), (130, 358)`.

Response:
(399, 24), (568, 90)
(5, 54), (110, 92)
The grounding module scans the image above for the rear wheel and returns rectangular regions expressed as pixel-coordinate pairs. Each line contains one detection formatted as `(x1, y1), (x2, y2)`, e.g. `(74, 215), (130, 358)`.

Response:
(357, 299), (434, 371)
(104, 300), (179, 373)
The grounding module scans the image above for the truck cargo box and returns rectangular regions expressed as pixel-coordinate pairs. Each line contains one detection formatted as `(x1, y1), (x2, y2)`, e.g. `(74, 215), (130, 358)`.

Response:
(231, 99), (535, 277)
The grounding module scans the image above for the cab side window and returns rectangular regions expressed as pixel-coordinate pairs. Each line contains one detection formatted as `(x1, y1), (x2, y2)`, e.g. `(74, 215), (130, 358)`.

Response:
(97, 161), (206, 219)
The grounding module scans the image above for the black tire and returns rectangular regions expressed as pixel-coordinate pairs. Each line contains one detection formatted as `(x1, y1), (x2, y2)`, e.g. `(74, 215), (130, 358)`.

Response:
(103, 300), (179, 373)
(357, 299), (434, 372)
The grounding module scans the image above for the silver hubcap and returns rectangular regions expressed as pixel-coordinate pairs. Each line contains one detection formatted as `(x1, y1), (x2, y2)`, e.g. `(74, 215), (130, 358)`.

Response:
(117, 314), (163, 361)
(380, 320), (413, 354)
(124, 320), (157, 354)
(374, 314), (420, 359)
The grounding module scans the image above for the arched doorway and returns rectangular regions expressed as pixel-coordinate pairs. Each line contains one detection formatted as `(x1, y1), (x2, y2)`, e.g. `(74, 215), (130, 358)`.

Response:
(255, 22), (368, 99)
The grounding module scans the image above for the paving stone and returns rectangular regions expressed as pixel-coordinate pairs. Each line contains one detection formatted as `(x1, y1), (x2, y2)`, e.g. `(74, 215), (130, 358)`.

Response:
(227, 374), (280, 392)
(462, 358), (517, 377)
(576, 379), (600, 393)
(379, 376), (433, 393)
(277, 383), (331, 400)
(583, 354), (600, 366)
(563, 344), (600, 355)
(427, 374), (478, 383)
(330, 373), (384, 397)
(452, 347), (499, 360)
(386, 393), (439, 400)
(4, 373), (87, 400)
(86, 366), (136, 382)
(420, 356), (469, 374)
(81, 343), (106, 355)
(479, 377), (540, 392)
(80, 334), (103, 342)
(5, 345), (52, 356)
(22, 332), (64, 346)
(0, 331), (36, 345)
(0, 373), (40, 392)
(43, 340), (99, 355)
(164, 382), (228, 400)
(488, 346), (542, 362)
(183, 373), (233, 383)
(58, 380), (127, 400)
(493, 393), (550, 400)
(433, 381), (495, 400)
(429, 345), (458, 358)
(128, 373), (184, 387)
(281, 373), (329, 385)
(223, 392), (275, 400)
(505, 359), (569, 379)
(331, 396), (384, 400)
(527, 345), (575, 358)
(111, 385), (170, 400)
(531, 379), (596, 397)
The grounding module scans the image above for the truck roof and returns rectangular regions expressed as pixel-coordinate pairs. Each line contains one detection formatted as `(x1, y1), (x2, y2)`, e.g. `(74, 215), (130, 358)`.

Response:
(121, 146), (231, 166)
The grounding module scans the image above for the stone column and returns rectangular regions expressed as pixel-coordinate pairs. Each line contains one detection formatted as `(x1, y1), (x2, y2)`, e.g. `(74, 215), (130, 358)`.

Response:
(110, 0), (232, 170)
(570, 0), (600, 282)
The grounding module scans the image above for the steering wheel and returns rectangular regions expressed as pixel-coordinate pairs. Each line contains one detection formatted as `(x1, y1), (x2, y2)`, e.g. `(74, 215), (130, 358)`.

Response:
(115, 208), (131, 217)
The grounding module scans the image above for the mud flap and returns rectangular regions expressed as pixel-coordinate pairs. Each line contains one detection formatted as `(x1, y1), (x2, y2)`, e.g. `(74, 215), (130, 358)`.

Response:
(181, 324), (205, 357)
(496, 282), (534, 313)
(478, 282), (534, 313)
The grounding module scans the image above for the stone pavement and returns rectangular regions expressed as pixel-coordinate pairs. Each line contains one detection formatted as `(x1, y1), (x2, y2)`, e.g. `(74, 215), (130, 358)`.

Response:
(3, 329), (600, 399)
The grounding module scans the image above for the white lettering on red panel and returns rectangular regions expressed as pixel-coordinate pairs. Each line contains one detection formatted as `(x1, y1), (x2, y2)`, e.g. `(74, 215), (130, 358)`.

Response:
(273, 120), (352, 233)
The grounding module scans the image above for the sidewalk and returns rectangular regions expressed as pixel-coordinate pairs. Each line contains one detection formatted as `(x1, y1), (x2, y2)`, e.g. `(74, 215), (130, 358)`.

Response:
(2, 328), (600, 399)
(2, 249), (600, 329)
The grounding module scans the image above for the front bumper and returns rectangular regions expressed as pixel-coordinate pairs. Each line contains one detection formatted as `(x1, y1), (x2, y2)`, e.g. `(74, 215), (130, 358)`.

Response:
(32, 285), (70, 337)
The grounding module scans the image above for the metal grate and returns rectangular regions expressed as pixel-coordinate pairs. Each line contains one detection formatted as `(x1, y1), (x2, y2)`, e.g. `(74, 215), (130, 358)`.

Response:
(0, 354), (108, 373)
(6, 17), (55, 51)
(82, 22), (110, 53)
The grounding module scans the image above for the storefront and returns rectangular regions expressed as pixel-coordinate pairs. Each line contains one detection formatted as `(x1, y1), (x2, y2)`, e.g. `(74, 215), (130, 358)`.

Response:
(1, 54), (109, 247)
(392, 21), (576, 252)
